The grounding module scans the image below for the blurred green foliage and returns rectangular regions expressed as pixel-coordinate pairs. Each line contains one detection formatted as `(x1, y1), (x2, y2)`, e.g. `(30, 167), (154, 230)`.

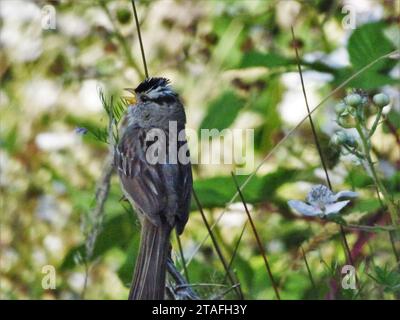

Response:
(1, 0), (399, 300)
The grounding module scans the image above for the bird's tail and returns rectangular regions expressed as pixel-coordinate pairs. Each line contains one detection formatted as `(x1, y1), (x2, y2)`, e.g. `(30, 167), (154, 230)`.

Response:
(129, 219), (171, 300)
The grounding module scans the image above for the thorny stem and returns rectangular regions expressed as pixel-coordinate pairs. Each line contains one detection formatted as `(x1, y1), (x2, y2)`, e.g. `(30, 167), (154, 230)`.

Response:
(355, 123), (399, 227)
(368, 108), (383, 139)
(355, 120), (400, 265)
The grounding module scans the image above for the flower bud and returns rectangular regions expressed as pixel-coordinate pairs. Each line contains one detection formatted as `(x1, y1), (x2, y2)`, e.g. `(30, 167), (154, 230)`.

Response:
(344, 93), (362, 107)
(334, 102), (347, 115)
(337, 113), (356, 128)
(331, 131), (357, 148)
(331, 131), (346, 146)
(372, 93), (390, 108)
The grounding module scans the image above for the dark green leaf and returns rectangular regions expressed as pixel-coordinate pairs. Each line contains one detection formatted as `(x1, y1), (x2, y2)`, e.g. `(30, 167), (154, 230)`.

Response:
(192, 168), (299, 210)
(61, 213), (137, 270)
(199, 91), (244, 132)
(117, 236), (140, 287)
(347, 21), (396, 71)
(239, 51), (292, 68)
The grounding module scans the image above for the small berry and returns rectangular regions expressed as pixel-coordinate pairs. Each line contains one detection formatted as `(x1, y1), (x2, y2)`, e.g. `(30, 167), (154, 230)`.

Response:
(345, 93), (362, 107)
(373, 93), (390, 108)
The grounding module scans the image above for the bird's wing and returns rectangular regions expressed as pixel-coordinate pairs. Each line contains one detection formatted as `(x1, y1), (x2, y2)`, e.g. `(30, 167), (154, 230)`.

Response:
(175, 136), (192, 234)
(115, 126), (167, 227)
(176, 159), (192, 235)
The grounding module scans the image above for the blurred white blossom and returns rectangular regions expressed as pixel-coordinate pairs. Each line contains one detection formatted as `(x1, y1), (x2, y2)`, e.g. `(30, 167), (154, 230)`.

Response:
(288, 184), (357, 217)
(35, 132), (80, 151)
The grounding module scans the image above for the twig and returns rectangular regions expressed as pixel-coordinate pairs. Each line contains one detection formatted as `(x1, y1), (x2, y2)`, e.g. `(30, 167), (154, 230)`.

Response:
(224, 221), (247, 284)
(211, 284), (241, 300)
(290, 27), (331, 189)
(166, 258), (199, 300)
(192, 188), (244, 300)
(301, 246), (316, 292)
(175, 230), (190, 283)
(345, 224), (398, 232)
(231, 172), (280, 300)
(389, 230), (400, 265)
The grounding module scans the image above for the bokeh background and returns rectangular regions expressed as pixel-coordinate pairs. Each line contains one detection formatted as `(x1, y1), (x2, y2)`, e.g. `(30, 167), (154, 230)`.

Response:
(1, 0), (399, 299)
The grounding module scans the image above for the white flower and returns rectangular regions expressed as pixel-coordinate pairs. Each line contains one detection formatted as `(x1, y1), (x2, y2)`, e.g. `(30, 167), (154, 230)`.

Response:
(288, 184), (357, 217)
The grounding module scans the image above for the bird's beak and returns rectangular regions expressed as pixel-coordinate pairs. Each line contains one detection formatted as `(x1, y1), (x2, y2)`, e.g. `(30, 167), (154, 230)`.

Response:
(123, 88), (137, 105)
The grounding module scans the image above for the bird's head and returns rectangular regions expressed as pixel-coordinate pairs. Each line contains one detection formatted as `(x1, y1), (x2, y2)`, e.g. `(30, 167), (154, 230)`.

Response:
(124, 77), (177, 106)
(124, 77), (186, 129)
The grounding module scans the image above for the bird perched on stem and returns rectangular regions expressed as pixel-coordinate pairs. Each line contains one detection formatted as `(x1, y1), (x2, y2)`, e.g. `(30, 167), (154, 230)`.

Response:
(115, 77), (192, 300)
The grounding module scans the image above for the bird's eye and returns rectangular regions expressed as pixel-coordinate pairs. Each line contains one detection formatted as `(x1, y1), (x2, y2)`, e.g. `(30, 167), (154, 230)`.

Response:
(141, 95), (149, 102)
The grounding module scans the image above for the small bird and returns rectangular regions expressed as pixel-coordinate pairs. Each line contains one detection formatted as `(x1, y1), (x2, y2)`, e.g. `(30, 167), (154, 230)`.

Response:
(115, 77), (192, 300)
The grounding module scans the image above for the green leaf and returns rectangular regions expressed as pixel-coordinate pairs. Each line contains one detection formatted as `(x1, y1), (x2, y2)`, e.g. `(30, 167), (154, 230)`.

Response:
(251, 77), (283, 152)
(352, 199), (382, 213)
(239, 51), (292, 68)
(332, 22), (398, 90)
(347, 21), (396, 72)
(383, 109), (400, 133)
(117, 236), (140, 287)
(199, 90), (244, 132)
(345, 168), (374, 189)
(370, 265), (400, 293)
(333, 68), (398, 90)
(192, 168), (299, 210)
(61, 213), (137, 270)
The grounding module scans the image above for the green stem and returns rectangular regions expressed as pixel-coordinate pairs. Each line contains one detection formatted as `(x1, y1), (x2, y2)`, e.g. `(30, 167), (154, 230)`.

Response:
(368, 108), (383, 139)
(355, 123), (398, 226)
(342, 144), (364, 159)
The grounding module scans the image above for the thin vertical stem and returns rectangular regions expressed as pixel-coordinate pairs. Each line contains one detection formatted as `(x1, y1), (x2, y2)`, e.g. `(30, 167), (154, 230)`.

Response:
(131, 0), (149, 79)
(175, 231), (190, 283)
(231, 173), (281, 300)
(192, 188), (244, 300)
(389, 231), (399, 265)
(290, 27), (331, 189)
(301, 247), (316, 292)
(224, 221), (248, 284)
(355, 123), (398, 226)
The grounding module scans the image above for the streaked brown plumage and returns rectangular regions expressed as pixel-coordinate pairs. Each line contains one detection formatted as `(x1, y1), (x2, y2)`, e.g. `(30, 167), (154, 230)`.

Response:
(115, 78), (192, 300)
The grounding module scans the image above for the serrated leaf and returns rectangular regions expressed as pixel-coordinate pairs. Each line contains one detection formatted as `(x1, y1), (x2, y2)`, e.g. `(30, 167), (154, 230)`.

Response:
(348, 21), (396, 72)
